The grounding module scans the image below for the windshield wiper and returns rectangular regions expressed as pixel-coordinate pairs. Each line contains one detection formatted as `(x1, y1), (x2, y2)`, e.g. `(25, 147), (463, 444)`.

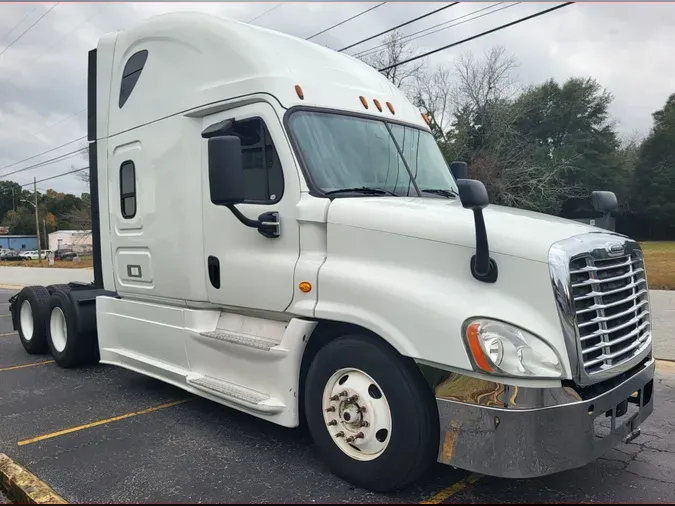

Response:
(324, 187), (398, 196)
(421, 188), (458, 198)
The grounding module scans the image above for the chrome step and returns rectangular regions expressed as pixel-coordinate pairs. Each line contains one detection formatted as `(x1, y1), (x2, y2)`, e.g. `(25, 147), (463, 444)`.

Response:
(199, 330), (279, 351)
(187, 374), (285, 414)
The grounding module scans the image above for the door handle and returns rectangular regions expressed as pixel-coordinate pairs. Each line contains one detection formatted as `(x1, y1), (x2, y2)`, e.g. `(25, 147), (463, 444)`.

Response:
(208, 256), (220, 289)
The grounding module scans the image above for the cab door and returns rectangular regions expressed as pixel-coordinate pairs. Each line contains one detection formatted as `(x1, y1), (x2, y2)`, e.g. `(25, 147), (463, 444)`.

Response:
(201, 102), (301, 312)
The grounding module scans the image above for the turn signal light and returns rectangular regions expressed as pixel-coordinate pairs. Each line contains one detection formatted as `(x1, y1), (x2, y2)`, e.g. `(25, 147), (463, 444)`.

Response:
(466, 323), (494, 373)
(299, 281), (312, 293)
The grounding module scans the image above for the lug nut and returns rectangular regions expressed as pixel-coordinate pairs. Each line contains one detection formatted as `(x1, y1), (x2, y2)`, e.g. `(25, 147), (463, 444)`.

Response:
(360, 421), (370, 428)
(339, 391), (348, 397)
(358, 406), (367, 413)
(330, 395), (339, 401)
(348, 395), (359, 402)
(335, 431), (345, 438)
(327, 420), (337, 426)
(325, 406), (336, 412)
(346, 432), (365, 443)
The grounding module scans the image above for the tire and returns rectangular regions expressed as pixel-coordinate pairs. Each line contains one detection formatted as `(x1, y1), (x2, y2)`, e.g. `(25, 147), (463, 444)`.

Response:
(15, 286), (51, 354)
(304, 333), (439, 492)
(46, 284), (72, 295)
(46, 290), (99, 368)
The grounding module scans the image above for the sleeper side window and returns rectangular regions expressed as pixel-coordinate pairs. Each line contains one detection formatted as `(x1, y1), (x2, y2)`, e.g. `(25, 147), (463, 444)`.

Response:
(229, 117), (284, 204)
(120, 161), (136, 219)
(119, 50), (148, 108)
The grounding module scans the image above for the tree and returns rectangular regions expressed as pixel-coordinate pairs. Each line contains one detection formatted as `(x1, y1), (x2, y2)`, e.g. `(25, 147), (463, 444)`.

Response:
(356, 31), (425, 97)
(632, 93), (675, 238)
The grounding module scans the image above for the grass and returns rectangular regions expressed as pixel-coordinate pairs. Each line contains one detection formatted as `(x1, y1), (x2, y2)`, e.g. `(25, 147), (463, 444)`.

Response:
(640, 242), (675, 290)
(0, 256), (94, 269)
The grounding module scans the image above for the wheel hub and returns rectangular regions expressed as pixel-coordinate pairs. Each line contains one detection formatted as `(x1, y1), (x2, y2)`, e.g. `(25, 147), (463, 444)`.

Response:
(322, 368), (392, 461)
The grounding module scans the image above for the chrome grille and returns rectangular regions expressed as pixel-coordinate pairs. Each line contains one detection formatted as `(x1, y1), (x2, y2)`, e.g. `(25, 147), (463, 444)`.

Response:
(569, 251), (651, 376)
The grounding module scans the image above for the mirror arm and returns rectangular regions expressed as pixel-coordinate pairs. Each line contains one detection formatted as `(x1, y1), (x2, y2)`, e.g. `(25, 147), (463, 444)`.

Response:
(470, 209), (497, 282)
(226, 205), (280, 239)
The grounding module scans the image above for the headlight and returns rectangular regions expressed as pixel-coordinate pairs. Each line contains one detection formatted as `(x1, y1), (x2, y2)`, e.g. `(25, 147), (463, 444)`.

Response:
(463, 318), (563, 378)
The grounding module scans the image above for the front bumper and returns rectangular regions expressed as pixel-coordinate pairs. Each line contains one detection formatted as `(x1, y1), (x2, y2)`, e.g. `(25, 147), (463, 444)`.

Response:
(435, 358), (655, 478)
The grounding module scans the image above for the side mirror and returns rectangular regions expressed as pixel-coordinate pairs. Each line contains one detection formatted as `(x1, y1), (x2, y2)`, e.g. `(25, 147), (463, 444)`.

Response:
(208, 136), (245, 206)
(457, 179), (488, 209)
(591, 191), (618, 213)
(457, 179), (497, 283)
(450, 161), (468, 180)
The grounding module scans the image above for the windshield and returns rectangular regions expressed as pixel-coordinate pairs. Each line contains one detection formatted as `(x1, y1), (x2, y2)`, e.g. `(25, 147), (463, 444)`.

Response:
(287, 110), (459, 197)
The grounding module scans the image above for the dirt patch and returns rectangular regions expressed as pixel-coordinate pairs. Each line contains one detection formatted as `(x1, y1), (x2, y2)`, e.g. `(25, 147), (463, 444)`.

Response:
(640, 242), (675, 290)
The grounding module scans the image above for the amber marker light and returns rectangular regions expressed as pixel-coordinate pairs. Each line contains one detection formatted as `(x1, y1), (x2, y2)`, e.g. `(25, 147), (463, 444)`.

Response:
(421, 112), (430, 125)
(373, 99), (383, 112)
(299, 281), (312, 293)
(295, 85), (304, 100)
(359, 96), (369, 109)
(386, 102), (395, 114)
(466, 323), (494, 373)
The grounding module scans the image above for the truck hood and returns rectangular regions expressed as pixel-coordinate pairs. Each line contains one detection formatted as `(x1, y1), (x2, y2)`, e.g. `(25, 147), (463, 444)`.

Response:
(326, 197), (602, 263)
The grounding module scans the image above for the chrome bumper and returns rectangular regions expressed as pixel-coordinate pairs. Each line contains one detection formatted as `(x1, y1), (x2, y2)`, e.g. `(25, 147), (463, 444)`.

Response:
(435, 359), (655, 478)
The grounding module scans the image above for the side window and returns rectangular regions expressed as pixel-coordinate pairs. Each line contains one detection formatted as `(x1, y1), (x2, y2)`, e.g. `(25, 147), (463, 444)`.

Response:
(119, 50), (148, 108)
(229, 118), (284, 204)
(120, 161), (136, 219)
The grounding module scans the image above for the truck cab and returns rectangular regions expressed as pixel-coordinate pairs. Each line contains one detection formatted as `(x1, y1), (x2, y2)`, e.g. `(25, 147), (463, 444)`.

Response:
(10, 12), (655, 492)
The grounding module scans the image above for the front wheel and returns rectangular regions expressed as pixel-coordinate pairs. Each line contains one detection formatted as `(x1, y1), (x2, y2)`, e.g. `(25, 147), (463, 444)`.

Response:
(304, 334), (439, 492)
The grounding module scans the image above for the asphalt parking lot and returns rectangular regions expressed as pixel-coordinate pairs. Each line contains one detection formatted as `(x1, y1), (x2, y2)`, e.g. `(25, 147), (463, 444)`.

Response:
(1, 287), (675, 503)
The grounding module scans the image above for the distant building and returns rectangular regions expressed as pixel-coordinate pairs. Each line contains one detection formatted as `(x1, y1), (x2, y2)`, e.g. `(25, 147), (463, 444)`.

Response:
(0, 235), (38, 251)
(48, 230), (93, 254)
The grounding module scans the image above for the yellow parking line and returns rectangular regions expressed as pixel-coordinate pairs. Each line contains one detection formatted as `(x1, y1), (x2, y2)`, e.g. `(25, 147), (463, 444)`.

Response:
(0, 331), (16, 337)
(421, 473), (482, 504)
(0, 360), (54, 373)
(18, 399), (192, 446)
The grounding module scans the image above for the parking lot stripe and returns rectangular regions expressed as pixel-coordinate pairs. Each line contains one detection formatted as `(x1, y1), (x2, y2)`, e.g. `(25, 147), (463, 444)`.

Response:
(0, 360), (54, 373)
(0, 332), (16, 337)
(0, 314), (10, 318)
(17, 399), (192, 446)
(420, 473), (481, 504)
(0, 453), (66, 504)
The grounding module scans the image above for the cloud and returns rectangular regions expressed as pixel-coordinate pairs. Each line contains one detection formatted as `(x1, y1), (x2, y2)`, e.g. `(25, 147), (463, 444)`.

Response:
(0, 2), (674, 194)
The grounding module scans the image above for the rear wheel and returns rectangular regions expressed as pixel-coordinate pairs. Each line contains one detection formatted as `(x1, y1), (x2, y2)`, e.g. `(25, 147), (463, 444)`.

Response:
(16, 286), (51, 354)
(46, 290), (99, 368)
(304, 333), (439, 492)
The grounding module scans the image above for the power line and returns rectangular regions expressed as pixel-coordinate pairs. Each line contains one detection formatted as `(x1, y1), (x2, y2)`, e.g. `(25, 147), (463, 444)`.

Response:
(354, 2), (509, 59)
(1, 148), (87, 179)
(380, 2), (574, 71)
(247, 4), (282, 23)
(339, 2), (458, 52)
(0, 6), (38, 42)
(19, 166), (88, 188)
(306, 2), (387, 41)
(0, 3), (60, 59)
(0, 136), (86, 173)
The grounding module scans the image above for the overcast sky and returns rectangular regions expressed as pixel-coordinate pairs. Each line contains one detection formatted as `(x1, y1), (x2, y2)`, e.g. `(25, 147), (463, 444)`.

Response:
(1, 1), (674, 195)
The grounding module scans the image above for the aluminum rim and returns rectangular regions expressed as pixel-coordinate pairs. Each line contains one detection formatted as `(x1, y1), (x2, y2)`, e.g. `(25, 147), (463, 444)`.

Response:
(50, 307), (67, 353)
(322, 368), (392, 461)
(20, 301), (33, 341)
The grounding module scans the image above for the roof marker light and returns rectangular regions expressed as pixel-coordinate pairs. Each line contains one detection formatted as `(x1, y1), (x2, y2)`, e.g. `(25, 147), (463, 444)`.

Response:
(421, 112), (430, 125)
(386, 102), (395, 114)
(373, 99), (383, 112)
(295, 85), (304, 100)
(359, 96), (369, 109)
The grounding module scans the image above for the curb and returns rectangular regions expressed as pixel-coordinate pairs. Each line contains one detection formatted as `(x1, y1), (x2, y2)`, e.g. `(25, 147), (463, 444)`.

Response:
(0, 454), (66, 504)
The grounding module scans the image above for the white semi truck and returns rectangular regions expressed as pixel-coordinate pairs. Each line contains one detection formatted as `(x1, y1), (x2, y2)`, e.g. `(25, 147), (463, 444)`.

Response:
(9, 12), (654, 492)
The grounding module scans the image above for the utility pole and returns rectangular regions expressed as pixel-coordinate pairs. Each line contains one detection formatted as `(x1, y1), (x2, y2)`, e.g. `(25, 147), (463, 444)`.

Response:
(43, 218), (48, 253)
(11, 188), (15, 211)
(34, 177), (41, 264)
